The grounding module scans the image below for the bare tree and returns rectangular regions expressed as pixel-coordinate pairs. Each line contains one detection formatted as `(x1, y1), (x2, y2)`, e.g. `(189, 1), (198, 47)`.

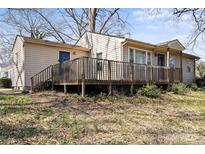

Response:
(0, 8), (129, 66)
(173, 8), (205, 51)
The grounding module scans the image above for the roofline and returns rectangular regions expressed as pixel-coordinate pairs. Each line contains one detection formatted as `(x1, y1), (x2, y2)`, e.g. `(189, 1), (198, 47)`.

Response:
(79, 32), (187, 51)
(123, 38), (157, 48)
(86, 31), (126, 39)
(182, 52), (200, 60)
(157, 39), (186, 50)
(13, 35), (90, 52)
(169, 39), (186, 50)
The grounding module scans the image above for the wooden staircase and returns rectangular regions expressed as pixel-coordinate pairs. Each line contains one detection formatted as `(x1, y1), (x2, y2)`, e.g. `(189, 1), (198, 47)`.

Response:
(30, 65), (53, 92)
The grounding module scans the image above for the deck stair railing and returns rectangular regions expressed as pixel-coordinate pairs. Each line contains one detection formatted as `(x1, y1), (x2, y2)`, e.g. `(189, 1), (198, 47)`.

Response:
(30, 65), (53, 92)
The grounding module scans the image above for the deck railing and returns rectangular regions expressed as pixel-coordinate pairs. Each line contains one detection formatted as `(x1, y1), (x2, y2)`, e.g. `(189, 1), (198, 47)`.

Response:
(30, 65), (53, 92)
(52, 57), (181, 84)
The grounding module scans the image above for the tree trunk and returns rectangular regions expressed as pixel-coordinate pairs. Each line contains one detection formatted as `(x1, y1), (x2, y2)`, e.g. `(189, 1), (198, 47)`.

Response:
(88, 8), (97, 32)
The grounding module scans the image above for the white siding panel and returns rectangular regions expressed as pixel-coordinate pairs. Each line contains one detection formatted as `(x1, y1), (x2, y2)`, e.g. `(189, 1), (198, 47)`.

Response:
(77, 32), (125, 61)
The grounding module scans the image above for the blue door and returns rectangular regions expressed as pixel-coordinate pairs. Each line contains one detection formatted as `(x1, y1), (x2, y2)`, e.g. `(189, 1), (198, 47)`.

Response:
(59, 51), (70, 62)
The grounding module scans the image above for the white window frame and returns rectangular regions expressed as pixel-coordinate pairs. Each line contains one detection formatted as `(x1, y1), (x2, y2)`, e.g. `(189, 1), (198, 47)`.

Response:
(128, 47), (152, 65)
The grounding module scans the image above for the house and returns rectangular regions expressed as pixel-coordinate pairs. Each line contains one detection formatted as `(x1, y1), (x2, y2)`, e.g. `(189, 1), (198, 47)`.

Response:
(76, 32), (199, 84)
(12, 35), (90, 91)
(0, 64), (13, 79)
(12, 32), (199, 95)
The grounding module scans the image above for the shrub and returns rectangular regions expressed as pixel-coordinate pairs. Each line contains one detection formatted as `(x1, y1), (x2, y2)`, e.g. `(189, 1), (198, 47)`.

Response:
(191, 83), (198, 91)
(195, 77), (205, 88)
(171, 83), (187, 95)
(0, 77), (12, 88)
(138, 85), (161, 98)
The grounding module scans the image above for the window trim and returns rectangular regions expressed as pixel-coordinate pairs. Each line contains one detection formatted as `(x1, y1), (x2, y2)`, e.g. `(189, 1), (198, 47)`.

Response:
(128, 47), (152, 65)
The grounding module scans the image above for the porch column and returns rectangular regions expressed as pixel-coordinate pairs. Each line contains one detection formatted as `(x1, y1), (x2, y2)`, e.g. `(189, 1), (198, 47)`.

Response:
(180, 51), (183, 82)
(166, 48), (170, 67)
(166, 48), (170, 82)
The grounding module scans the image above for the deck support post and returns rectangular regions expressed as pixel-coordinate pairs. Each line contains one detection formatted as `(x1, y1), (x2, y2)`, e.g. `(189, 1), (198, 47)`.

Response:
(108, 84), (112, 95)
(30, 78), (34, 93)
(82, 81), (85, 97)
(64, 85), (67, 93)
(130, 83), (134, 96)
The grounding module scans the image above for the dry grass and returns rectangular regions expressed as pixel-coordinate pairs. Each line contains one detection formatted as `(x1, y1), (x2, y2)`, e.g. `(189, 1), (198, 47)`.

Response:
(1, 90), (205, 144)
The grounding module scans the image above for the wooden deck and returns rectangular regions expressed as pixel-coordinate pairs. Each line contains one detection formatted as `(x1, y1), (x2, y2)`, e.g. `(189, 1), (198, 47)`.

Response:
(31, 57), (182, 95)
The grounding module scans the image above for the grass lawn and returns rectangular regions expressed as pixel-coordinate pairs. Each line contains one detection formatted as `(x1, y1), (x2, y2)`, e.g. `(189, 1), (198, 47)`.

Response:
(1, 90), (205, 144)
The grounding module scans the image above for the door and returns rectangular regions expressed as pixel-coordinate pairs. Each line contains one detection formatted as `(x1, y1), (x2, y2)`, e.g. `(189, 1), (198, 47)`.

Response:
(58, 51), (70, 78)
(157, 54), (165, 81)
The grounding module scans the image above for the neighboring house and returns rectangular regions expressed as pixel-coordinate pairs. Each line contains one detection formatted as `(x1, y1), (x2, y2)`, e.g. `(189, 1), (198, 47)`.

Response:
(12, 32), (199, 93)
(12, 35), (90, 91)
(0, 64), (13, 79)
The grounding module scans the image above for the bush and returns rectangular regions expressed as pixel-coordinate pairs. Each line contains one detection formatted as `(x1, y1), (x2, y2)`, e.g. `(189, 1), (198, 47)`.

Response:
(171, 83), (187, 95)
(0, 77), (12, 88)
(195, 77), (205, 88)
(191, 83), (198, 91)
(138, 85), (161, 98)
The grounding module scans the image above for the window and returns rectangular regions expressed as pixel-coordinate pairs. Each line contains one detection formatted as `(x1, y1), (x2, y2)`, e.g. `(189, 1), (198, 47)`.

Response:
(135, 50), (146, 64)
(59, 51), (70, 62)
(169, 56), (175, 68)
(97, 53), (103, 71)
(129, 48), (134, 63)
(147, 52), (151, 65)
(97, 53), (102, 59)
(187, 66), (191, 72)
(129, 48), (150, 64)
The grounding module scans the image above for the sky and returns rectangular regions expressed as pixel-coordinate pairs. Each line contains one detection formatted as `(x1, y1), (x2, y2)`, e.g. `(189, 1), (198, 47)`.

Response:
(125, 8), (205, 60)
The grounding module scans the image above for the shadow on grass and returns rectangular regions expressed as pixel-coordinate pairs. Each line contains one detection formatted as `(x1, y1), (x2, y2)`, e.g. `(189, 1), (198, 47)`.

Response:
(0, 121), (49, 142)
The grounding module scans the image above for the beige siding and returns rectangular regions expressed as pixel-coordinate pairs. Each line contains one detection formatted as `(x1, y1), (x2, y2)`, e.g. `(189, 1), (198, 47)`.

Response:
(182, 57), (195, 84)
(24, 43), (89, 88)
(77, 32), (125, 61)
(12, 36), (25, 90)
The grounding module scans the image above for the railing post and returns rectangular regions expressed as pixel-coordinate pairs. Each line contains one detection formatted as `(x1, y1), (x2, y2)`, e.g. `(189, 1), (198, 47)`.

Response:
(81, 58), (85, 97)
